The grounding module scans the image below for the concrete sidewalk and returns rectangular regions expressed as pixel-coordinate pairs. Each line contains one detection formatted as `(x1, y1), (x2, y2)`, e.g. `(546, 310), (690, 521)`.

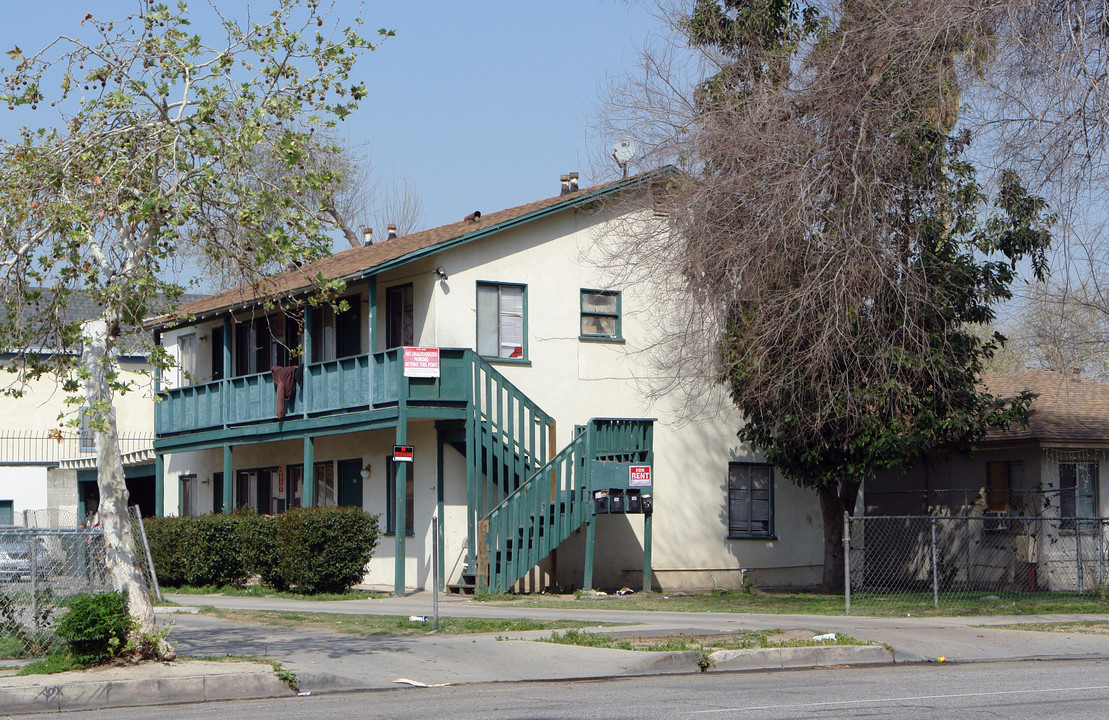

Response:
(1, 591), (1107, 715)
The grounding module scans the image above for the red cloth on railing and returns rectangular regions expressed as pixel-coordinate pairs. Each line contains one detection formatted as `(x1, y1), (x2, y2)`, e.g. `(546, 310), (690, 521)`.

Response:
(272, 365), (298, 419)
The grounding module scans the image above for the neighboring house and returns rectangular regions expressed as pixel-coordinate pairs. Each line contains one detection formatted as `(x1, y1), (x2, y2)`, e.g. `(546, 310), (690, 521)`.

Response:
(150, 170), (826, 594)
(0, 291), (200, 525)
(866, 369), (1109, 591)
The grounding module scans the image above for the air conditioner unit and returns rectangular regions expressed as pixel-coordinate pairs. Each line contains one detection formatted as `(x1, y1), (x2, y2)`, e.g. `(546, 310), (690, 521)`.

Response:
(984, 510), (1009, 531)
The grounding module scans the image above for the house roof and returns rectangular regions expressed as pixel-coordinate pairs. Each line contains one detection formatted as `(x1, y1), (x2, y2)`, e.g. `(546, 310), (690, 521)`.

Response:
(152, 169), (665, 327)
(980, 369), (1109, 447)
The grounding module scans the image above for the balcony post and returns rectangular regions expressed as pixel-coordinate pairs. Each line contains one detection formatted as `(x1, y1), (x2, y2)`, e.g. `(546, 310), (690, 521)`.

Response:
(222, 316), (232, 429)
(303, 436), (315, 508)
(394, 372), (408, 596)
(303, 306), (312, 418)
(154, 453), (164, 517)
(222, 444), (233, 512)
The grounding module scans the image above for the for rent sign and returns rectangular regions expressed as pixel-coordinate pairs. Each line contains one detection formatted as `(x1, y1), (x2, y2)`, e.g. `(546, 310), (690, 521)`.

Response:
(629, 465), (652, 487)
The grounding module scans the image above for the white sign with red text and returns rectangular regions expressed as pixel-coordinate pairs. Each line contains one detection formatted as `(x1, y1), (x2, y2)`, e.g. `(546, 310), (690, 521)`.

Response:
(403, 347), (440, 378)
(629, 465), (652, 487)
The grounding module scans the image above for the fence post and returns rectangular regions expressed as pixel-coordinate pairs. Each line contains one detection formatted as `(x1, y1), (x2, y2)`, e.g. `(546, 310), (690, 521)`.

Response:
(931, 518), (939, 609)
(29, 529), (38, 625)
(1077, 524), (1085, 593)
(843, 512), (851, 615)
(131, 507), (162, 602)
(1100, 520), (1105, 591)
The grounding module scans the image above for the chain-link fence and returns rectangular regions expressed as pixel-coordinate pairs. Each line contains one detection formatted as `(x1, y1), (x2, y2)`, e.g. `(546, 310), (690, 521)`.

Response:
(0, 507), (160, 658)
(845, 514), (1109, 613)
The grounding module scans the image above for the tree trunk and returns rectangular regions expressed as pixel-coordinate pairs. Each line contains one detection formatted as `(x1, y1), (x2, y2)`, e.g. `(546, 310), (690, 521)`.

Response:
(82, 319), (174, 660)
(818, 480), (861, 594)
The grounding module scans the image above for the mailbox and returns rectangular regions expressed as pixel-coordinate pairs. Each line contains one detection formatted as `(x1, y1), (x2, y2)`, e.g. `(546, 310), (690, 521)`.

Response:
(593, 489), (609, 514)
(626, 489), (642, 514)
(609, 489), (625, 514)
(641, 493), (652, 515)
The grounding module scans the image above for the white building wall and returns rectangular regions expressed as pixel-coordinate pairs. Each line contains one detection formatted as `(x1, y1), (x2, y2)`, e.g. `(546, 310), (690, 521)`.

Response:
(0, 466), (49, 515)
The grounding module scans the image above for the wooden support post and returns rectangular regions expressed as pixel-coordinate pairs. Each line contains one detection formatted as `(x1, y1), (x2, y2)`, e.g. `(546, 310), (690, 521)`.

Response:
(303, 436), (315, 508)
(643, 513), (653, 593)
(302, 304), (312, 418)
(154, 453), (164, 517)
(583, 517), (595, 592)
(395, 374), (409, 596)
(436, 433), (445, 591)
(222, 444), (233, 512)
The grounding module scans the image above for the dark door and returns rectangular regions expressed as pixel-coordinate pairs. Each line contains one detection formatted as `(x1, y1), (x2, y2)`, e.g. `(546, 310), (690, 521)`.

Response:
(337, 458), (364, 508)
(213, 472), (224, 514)
(211, 326), (224, 381)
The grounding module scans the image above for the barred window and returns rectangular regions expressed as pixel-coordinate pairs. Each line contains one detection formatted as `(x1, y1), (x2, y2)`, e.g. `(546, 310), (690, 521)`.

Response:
(728, 463), (773, 538)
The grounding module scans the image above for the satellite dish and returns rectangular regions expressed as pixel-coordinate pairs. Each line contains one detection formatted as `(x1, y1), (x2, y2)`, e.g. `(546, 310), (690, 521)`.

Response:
(612, 137), (637, 164)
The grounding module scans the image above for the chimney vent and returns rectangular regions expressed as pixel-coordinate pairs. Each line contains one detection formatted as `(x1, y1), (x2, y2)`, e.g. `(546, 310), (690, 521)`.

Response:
(362, 227), (373, 246)
(387, 223), (397, 241)
(569, 172), (579, 192)
(560, 174), (570, 195)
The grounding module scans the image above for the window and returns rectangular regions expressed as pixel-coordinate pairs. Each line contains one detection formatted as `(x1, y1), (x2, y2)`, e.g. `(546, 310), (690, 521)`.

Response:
(177, 333), (197, 387)
(580, 289), (621, 340)
(728, 463), (773, 538)
(386, 457), (415, 536)
(78, 407), (95, 453)
(315, 462), (336, 508)
(180, 475), (198, 517)
(234, 313), (298, 376)
(1059, 462), (1097, 528)
(310, 296), (361, 361)
(477, 283), (525, 360)
(986, 462), (1022, 513)
(386, 284), (414, 349)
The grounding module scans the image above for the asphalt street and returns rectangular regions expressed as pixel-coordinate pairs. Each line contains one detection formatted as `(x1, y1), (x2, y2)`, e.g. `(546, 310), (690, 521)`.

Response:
(8, 659), (1108, 720)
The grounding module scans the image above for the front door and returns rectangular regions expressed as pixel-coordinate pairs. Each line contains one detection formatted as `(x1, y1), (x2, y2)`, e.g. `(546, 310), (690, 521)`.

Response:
(385, 284), (413, 348)
(337, 458), (364, 508)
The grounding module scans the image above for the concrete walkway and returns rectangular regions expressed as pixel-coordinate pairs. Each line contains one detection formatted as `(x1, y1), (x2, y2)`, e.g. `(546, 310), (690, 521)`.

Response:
(1, 591), (1107, 715)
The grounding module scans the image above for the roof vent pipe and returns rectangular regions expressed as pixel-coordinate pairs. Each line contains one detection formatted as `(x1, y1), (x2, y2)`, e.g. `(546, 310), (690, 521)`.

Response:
(362, 227), (373, 246)
(387, 223), (397, 241)
(569, 172), (579, 192)
(560, 174), (570, 195)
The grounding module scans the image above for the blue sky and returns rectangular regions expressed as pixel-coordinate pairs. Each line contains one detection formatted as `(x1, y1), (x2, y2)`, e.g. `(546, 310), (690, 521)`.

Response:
(0, 1), (670, 233)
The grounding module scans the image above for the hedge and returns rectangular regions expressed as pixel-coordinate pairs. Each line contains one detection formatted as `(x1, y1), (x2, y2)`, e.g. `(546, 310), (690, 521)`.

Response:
(144, 507), (379, 594)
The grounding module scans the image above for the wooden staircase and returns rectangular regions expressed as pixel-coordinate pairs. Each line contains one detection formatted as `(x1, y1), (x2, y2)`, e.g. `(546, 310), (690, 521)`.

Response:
(444, 355), (654, 595)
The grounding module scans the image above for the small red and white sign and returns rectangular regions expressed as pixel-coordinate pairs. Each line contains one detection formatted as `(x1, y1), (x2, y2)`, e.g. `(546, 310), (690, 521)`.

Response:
(629, 465), (652, 487)
(403, 347), (440, 378)
(393, 445), (415, 463)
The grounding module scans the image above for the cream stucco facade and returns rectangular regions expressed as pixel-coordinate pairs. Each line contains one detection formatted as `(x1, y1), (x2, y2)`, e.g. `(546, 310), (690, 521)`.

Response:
(156, 179), (826, 592)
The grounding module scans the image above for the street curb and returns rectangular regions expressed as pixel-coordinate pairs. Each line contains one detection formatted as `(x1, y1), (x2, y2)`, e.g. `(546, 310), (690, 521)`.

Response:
(710, 645), (894, 671)
(0, 671), (294, 716)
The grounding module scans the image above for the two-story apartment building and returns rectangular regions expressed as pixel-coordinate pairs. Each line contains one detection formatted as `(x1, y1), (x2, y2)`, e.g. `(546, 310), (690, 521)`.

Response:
(150, 170), (826, 594)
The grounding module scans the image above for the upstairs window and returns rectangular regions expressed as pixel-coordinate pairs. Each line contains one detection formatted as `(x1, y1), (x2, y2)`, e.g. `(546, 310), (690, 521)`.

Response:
(477, 283), (525, 360)
(580, 289), (621, 341)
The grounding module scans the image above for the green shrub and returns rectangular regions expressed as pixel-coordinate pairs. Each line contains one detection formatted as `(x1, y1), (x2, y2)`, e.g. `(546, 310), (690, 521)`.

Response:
(147, 507), (379, 594)
(274, 507), (380, 594)
(229, 509), (281, 590)
(145, 515), (247, 587)
(56, 592), (133, 666)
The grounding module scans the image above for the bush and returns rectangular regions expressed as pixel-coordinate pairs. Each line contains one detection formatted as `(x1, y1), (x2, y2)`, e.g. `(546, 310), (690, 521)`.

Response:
(145, 515), (247, 587)
(56, 592), (133, 666)
(146, 507), (379, 594)
(274, 508), (380, 594)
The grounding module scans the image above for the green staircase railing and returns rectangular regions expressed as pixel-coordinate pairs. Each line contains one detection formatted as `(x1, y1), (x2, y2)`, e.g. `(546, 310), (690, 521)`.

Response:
(476, 418), (654, 593)
(465, 355), (555, 567)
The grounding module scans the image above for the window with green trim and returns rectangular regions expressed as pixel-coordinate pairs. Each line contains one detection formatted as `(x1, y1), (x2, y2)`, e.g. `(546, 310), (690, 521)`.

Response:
(728, 463), (773, 538)
(580, 289), (621, 340)
(476, 282), (526, 360)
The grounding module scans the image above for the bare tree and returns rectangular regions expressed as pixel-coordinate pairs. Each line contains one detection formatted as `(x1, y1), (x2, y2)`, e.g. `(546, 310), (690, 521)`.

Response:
(597, 0), (1056, 591)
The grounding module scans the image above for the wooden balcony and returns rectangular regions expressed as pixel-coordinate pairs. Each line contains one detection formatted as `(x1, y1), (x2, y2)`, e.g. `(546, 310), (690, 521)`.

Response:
(155, 348), (473, 436)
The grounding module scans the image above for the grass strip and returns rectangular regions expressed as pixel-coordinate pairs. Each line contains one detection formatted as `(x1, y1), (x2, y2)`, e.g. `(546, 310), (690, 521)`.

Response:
(200, 607), (618, 636)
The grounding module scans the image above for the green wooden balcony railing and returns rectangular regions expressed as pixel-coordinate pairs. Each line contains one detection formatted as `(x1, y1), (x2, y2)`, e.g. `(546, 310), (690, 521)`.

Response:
(155, 348), (474, 435)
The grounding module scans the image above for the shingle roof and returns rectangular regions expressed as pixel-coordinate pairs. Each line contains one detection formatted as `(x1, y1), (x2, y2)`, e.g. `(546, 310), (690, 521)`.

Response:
(152, 169), (664, 326)
(980, 369), (1109, 446)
